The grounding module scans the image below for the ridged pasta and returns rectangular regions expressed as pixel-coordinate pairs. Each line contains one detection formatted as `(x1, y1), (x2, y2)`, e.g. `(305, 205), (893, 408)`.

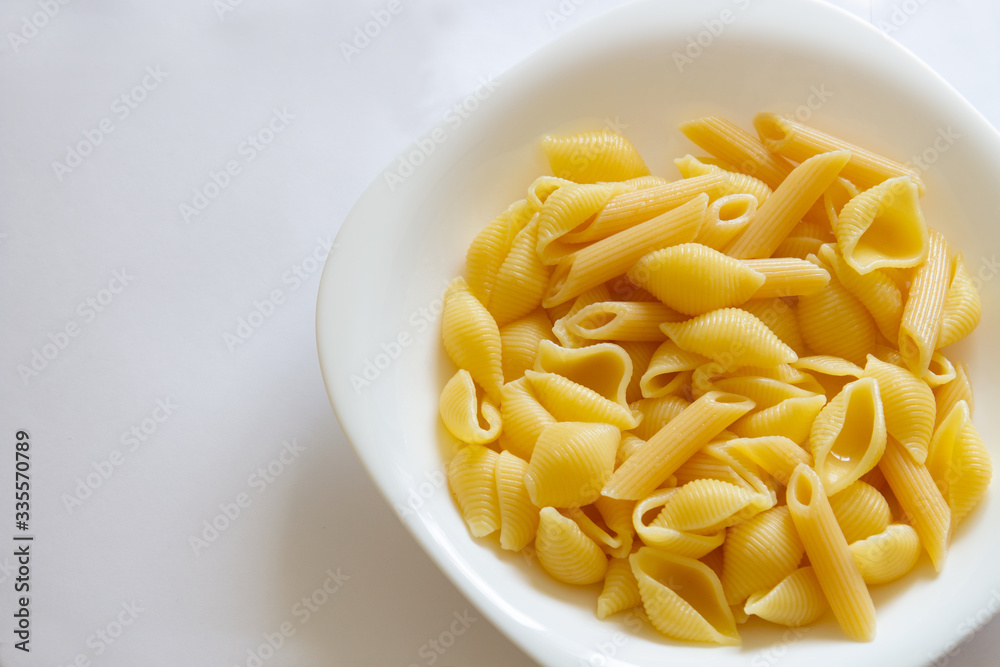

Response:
(926, 401), (992, 527)
(797, 269), (878, 366)
(562, 301), (679, 342)
(850, 524), (921, 585)
(823, 177), (860, 230)
(525, 422), (620, 507)
(899, 228), (949, 376)
(655, 478), (770, 534)
(534, 340), (632, 405)
(640, 340), (707, 399)
(818, 243), (903, 342)
(861, 355), (935, 463)
(535, 507), (608, 585)
(541, 130), (650, 184)
(744, 567), (827, 627)
(727, 436), (812, 488)
(679, 116), (794, 189)
(629, 395), (690, 440)
(753, 113), (925, 194)
(809, 377), (887, 495)
(722, 506), (804, 605)
(448, 444), (501, 537)
(743, 257), (831, 299)
(465, 199), (534, 304)
(878, 436), (951, 572)
(594, 496), (636, 559)
(439, 369), (502, 445)
(615, 341), (658, 403)
(497, 378), (555, 460)
(603, 391), (755, 500)
(495, 451), (540, 551)
(525, 371), (639, 430)
(499, 309), (555, 383)
(535, 182), (616, 264)
(632, 488), (725, 557)
(739, 298), (807, 356)
(442, 277), (504, 401)
(564, 505), (626, 556)
(696, 193), (758, 250)
(661, 308), (798, 369)
(787, 464), (876, 642)
(543, 194), (707, 307)
(792, 356), (863, 399)
(598, 557), (642, 619)
(488, 216), (552, 326)
(937, 253), (982, 348)
(923, 351), (957, 388)
(628, 243), (766, 315)
(551, 284), (612, 346)
(836, 176), (928, 274)
(827, 480), (891, 544)
(630, 547), (740, 646)
(674, 154), (772, 204)
(526, 175), (572, 209)
(933, 360), (973, 428)
(729, 392), (826, 446)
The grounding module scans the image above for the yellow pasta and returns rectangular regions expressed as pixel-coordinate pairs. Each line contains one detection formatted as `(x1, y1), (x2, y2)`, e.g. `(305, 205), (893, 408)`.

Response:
(640, 340), (707, 399)
(525, 370), (639, 430)
(603, 391), (755, 500)
(441, 277), (504, 401)
(628, 243), (766, 315)
(738, 298), (807, 356)
(550, 284), (612, 346)
(499, 309), (555, 383)
(541, 130), (650, 184)
(655, 478), (770, 534)
(534, 339), (632, 408)
(809, 377), (887, 495)
(488, 216), (552, 326)
(861, 355), (935, 464)
(696, 193), (758, 250)
(743, 257), (831, 299)
(630, 547), (740, 646)
(675, 154), (773, 204)
(465, 199), (534, 304)
(679, 116), (794, 189)
(448, 444), (501, 537)
(618, 340), (659, 403)
(797, 269), (878, 366)
(817, 243), (904, 342)
(850, 524), (921, 585)
(725, 150), (851, 260)
(923, 351), (957, 388)
(594, 496), (636, 559)
(787, 464), (876, 642)
(823, 177), (860, 230)
(753, 113), (925, 194)
(773, 235), (825, 260)
(495, 451), (540, 551)
(564, 505), (625, 556)
(597, 557), (642, 619)
(661, 308), (798, 369)
(836, 176), (928, 274)
(497, 378), (555, 461)
(561, 301), (680, 342)
(535, 507), (608, 585)
(525, 175), (572, 209)
(632, 488), (725, 557)
(525, 422), (620, 508)
(629, 395), (690, 440)
(933, 360), (973, 428)
(792, 355), (863, 399)
(878, 436), (951, 572)
(827, 480), (891, 544)
(439, 369), (502, 445)
(722, 378), (826, 445)
(899, 228), (950, 376)
(543, 194), (707, 307)
(744, 567), (828, 627)
(536, 182), (617, 264)
(727, 436), (812, 488)
(926, 401), (992, 528)
(937, 252), (982, 348)
(722, 506), (804, 606)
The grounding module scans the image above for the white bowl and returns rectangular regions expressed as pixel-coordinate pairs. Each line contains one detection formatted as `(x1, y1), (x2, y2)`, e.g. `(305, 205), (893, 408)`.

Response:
(317, 0), (1000, 664)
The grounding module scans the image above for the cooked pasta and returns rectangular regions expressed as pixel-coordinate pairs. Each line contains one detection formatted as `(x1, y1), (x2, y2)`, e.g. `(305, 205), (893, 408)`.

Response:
(899, 228), (950, 376)
(660, 308), (798, 369)
(525, 421), (620, 508)
(535, 507), (608, 585)
(439, 369), (502, 445)
(809, 377), (887, 495)
(744, 567), (827, 627)
(836, 176), (928, 274)
(541, 130), (650, 184)
(442, 277), (504, 401)
(495, 451), (540, 551)
(499, 309), (555, 383)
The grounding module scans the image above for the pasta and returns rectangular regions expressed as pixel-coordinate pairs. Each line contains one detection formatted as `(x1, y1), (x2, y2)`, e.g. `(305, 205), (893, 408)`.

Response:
(436, 119), (989, 648)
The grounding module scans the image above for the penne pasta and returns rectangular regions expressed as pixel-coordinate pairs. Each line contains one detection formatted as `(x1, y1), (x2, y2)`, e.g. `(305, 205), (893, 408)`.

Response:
(697, 193), (758, 250)
(679, 116), (794, 189)
(562, 301), (680, 342)
(743, 257), (831, 299)
(899, 228), (949, 376)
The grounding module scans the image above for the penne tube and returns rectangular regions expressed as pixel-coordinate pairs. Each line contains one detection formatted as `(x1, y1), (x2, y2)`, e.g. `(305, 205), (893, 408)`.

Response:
(899, 228), (949, 376)
(753, 113), (925, 195)
(562, 301), (682, 342)
(697, 194), (758, 250)
(787, 464), (876, 642)
(679, 116), (794, 189)
(933, 360), (973, 428)
(725, 150), (851, 260)
(744, 257), (831, 298)
(543, 194), (707, 307)
(602, 391), (755, 500)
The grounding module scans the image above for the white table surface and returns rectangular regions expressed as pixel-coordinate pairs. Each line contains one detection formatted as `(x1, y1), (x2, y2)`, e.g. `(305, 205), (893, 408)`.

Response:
(1, 1), (998, 665)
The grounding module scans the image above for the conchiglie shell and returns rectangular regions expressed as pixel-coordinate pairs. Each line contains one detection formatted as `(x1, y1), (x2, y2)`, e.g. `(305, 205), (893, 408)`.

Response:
(809, 377), (887, 495)
(792, 355), (863, 399)
(640, 340), (707, 398)
(633, 488), (725, 558)
(722, 506), (804, 606)
(797, 271), (878, 366)
(497, 378), (555, 460)
(439, 370), (502, 444)
(594, 496), (636, 559)
(674, 440), (772, 497)
(495, 451), (539, 551)
(629, 395), (690, 440)
(850, 524), (921, 585)
(828, 481), (891, 544)
(836, 176), (929, 274)
(448, 445), (501, 537)
(598, 557), (643, 619)
(526, 370), (640, 430)
(661, 308), (798, 369)
(442, 277), (504, 401)
(862, 354), (935, 463)
(738, 298), (807, 356)
(744, 567), (827, 627)
(526, 175), (573, 209)
(536, 507), (608, 585)
(465, 199), (534, 304)
(541, 130), (650, 184)
(499, 309), (555, 383)
(630, 547), (740, 646)
(534, 339), (633, 409)
(729, 394), (827, 445)
(562, 301), (679, 342)
(898, 228), (950, 376)
(926, 401), (992, 527)
(619, 341), (660, 403)
(616, 433), (647, 467)
(818, 243), (903, 342)
(488, 216), (552, 326)
(535, 182), (616, 264)
(551, 284), (612, 346)
(700, 546), (726, 580)
(923, 351), (957, 388)
(654, 478), (770, 533)
(627, 243), (766, 315)
(937, 253), (982, 348)
(525, 422), (620, 507)
(564, 505), (624, 557)
(934, 361), (974, 428)
(726, 436), (812, 488)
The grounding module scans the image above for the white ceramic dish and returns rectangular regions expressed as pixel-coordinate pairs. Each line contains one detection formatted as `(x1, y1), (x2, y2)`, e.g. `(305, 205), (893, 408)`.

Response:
(317, 0), (1000, 664)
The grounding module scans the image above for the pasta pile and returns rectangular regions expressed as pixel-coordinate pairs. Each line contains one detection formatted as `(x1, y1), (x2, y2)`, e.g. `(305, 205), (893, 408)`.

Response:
(437, 115), (991, 645)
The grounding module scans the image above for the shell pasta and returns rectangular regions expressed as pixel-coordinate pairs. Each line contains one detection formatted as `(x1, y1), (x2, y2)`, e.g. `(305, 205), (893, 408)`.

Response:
(436, 118), (989, 647)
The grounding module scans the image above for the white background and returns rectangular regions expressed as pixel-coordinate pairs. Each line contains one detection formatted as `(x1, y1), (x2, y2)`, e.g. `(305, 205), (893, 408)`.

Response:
(1, 0), (998, 665)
